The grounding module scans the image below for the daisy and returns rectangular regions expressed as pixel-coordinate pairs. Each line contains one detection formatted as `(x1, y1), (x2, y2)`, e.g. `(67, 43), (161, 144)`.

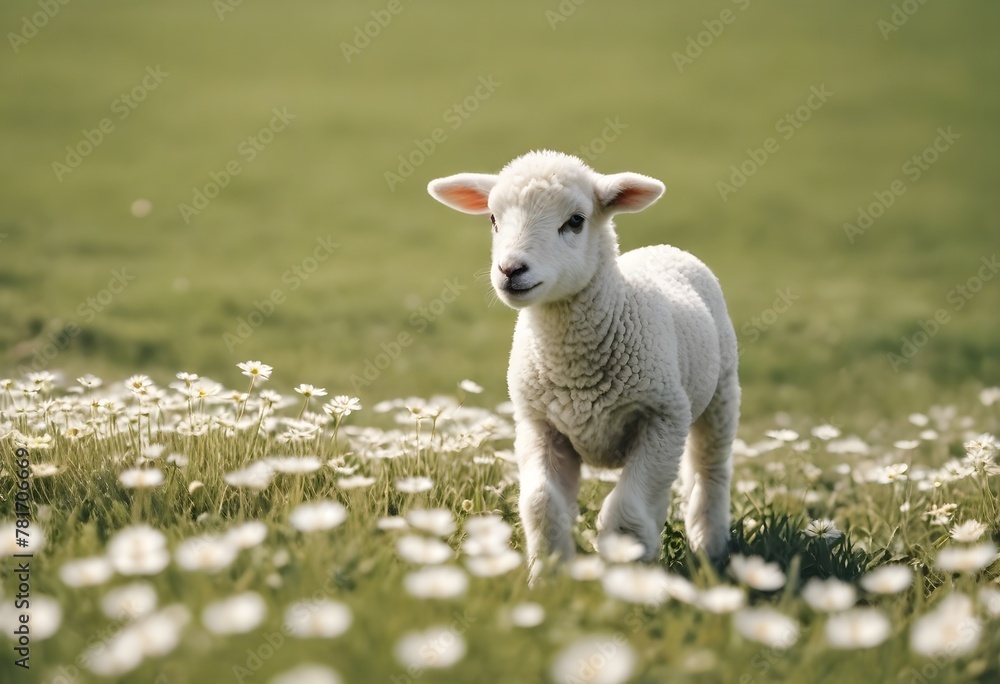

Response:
(223, 462), (275, 490)
(377, 516), (409, 531)
(910, 594), (981, 658)
(825, 608), (891, 649)
(459, 379), (484, 394)
(406, 508), (456, 537)
(550, 635), (635, 684)
(118, 468), (165, 489)
(395, 626), (466, 670)
(127, 606), (189, 657)
(107, 526), (170, 576)
(893, 440), (921, 450)
(397, 535), (454, 565)
(101, 582), (158, 620)
(859, 564), (913, 594)
(31, 463), (61, 478)
(289, 501), (348, 532)
(225, 520), (268, 549)
(466, 549), (522, 577)
(294, 384), (327, 398)
(804, 519), (843, 541)
(950, 520), (988, 543)
(84, 630), (144, 676)
(0, 594), (61, 640)
(733, 608), (800, 649)
(978, 587), (1000, 618)
(602, 565), (671, 605)
(267, 456), (324, 474)
(935, 543), (998, 573)
(730, 555), (786, 591)
(322, 395), (362, 418)
(337, 474), (376, 489)
(59, 556), (115, 587)
(699, 585), (746, 614)
(270, 665), (342, 684)
(765, 429), (799, 442)
(175, 535), (238, 572)
(811, 424), (841, 440)
(125, 375), (154, 395)
(510, 603), (545, 628)
(908, 413), (930, 427)
(980, 387), (1000, 407)
(396, 476), (434, 494)
(569, 555), (606, 581)
(403, 566), (468, 599)
(875, 463), (908, 484)
(202, 592), (267, 635)
(801, 577), (857, 612)
(237, 361), (272, 382)
(596, 533), (645, 563)
(284, 600), (352, 638)
(77, 374), (103, 389)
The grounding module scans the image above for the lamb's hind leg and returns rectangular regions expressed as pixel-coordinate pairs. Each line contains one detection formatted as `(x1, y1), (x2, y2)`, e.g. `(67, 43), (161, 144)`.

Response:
(683, 369), (740, 560)
(516, 419), (582, 584)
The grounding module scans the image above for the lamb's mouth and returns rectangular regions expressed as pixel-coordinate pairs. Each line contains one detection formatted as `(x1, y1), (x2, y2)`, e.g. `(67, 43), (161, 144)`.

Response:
(502, 281), (542, 296)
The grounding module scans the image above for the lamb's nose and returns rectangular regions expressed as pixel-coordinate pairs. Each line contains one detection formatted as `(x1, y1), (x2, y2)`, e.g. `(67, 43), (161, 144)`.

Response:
(498, 262), (528, 278)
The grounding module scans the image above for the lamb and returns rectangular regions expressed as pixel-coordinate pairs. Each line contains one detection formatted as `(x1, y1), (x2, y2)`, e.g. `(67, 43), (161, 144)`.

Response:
(427, 150), (740, 583)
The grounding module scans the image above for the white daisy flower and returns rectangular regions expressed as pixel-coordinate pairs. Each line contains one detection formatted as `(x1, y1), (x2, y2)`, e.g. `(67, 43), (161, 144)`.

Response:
(84, 630), (144, 676)
(224, 462), (275, 490)
(101, 581), (158, 620)
(596, 533), (645, 563)
(811, 424), (841, 440)
(394, 626), (466, 670)
(284, 600), (352, 638)
(294, 384), (327, 398)
(270, 664), (342, 684)
(202, 592), (267, 635)
(801, 577), (856, 612)
(107, 526), (170, 576)
(602, 565), (672, 605)
(510, 602), (545, 628)
(267, 456), (324, 474)
(118, 468), (165, 489)
(403, 566), (468, 599)
(289, 500), (348, 532)
(377, 516), (409, 531)
(733, 608), (800, 649)
(825, 607), (891, 649)
(237, 361), (272, 381)
(730, 555), (786, 591)
(175, 535), (238, 572)
(459, 379), (484, 394)
(908, 413), (930, 427)
(950, 520), (988, 543)
(406, 508), (456, 537)
(699, 585), (746, 614)
(893, 440), (921, 450)
(396, 476), (434, 494)
(127, 606), (189, 657)
(910, 593), (981, 658)
(765, 429), (799, 442)
(569, 555), (606, 581)
(226, 520), (268, 549)
(397, 535), (453, 565)
(550, 634), (636, 684)
(804, 518), (843, 541)
(0, 594), (61, 640)
(935, 543), (998, 573)
(77, 374), (103, 389)
(338, 475), (376, 489)
(859, 564), (913, 594)
(978, 587), (1000, 618)
(466, 549), (522, 577)
(59, 556), (115, 587)
(322, 395), (363, 418)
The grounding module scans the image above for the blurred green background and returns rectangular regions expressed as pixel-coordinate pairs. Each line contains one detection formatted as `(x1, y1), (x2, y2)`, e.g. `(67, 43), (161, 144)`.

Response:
(1, 0), (997, 420)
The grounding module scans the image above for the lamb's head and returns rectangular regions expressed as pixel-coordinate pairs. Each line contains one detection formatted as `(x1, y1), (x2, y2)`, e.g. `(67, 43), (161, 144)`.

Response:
(427, 150), (665, 308)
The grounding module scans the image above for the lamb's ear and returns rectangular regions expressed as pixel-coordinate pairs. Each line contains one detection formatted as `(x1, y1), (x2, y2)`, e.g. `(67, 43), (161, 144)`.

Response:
(596, 172), (665, 215)
(427, 173), (498, 215)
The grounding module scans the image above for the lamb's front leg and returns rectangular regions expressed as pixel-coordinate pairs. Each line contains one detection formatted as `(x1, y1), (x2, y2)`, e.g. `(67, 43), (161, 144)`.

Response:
(516, 419), (582, 584)
(596, 415), (688, 562)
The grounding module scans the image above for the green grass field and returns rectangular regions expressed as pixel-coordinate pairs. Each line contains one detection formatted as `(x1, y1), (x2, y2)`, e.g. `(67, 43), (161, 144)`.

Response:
(1, 0), (999, 682)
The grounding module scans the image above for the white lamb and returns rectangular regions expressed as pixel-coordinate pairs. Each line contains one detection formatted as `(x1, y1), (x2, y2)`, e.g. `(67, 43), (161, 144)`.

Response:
(428, 150), (740, 582)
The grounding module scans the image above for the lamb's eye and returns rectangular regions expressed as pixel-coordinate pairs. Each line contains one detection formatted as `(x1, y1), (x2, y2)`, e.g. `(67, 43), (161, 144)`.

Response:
(560, 213), (585, 235)
(490, 214), (498, 233)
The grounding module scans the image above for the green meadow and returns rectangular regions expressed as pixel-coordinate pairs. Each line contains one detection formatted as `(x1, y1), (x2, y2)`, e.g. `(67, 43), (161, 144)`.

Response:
(1, 1), (999, 682)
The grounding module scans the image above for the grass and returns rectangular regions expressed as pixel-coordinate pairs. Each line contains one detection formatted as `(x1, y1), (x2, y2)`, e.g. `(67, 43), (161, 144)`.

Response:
(2, 0), (1000, 681)
(0, 374), (998, 683)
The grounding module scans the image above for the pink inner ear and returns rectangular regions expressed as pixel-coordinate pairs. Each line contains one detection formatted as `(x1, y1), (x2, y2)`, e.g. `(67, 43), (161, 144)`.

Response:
(607, 185), (648, 211)
(444, 186), (489, 212)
